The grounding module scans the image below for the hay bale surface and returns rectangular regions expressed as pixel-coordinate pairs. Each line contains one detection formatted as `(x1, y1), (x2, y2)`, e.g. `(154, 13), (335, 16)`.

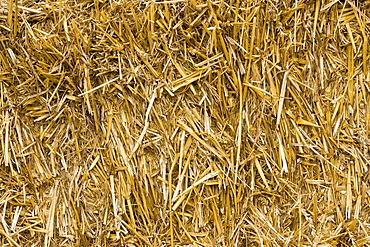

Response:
(1, 0), (370, 246)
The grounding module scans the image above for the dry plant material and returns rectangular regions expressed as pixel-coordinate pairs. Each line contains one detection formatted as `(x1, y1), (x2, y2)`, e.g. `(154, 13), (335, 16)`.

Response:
(1, 0), (370, 246)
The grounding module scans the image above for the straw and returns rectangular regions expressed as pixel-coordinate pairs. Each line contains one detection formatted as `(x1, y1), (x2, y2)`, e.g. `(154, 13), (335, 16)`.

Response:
(1, 0), (370, 246)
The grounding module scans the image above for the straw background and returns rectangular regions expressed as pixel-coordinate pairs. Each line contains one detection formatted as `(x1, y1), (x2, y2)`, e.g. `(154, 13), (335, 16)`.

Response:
(1, 0), (370, 246)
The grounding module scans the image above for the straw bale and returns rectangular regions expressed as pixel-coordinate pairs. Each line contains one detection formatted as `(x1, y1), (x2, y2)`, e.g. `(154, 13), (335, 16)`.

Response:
(1, 0), (370, 246)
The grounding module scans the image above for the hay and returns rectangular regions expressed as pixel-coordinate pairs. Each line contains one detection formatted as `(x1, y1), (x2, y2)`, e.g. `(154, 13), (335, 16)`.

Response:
(1, 0), (370, 246)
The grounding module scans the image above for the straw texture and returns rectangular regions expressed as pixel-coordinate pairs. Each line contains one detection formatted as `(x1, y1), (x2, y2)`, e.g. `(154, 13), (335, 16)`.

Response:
(1, 0), (370, 246)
